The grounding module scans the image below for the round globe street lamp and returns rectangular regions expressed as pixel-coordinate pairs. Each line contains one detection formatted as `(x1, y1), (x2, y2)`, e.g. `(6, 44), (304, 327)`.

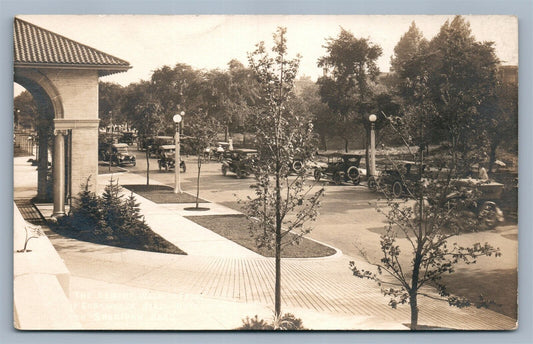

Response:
(173, 111), (185, 193)
(368, 114), (377, 179)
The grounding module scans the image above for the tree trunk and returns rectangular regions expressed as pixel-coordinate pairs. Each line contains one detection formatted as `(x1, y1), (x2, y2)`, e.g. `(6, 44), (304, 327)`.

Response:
(488, 141), (499, 173)
(321, 134), (328, 151)
(409, 291), (419, 330)
(196, 155), (201, 208)
(275, 216), (282, 318)
(145, 150), (150, 185)
(344, 138), (349, 153)
(274, 141), (282, 318)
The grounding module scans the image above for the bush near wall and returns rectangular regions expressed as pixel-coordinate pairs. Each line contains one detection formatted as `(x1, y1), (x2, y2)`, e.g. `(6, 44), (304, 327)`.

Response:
(54, 177), (186, 255)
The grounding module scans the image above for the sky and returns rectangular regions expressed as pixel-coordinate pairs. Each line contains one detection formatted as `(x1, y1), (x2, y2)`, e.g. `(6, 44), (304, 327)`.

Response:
(14, 15), (518, 95)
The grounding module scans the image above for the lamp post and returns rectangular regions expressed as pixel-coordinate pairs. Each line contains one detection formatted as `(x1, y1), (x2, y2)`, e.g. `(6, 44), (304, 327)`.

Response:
(173, 111), (185, 193)
(369, 114), (377, 178)
(15, 109), (20, 129)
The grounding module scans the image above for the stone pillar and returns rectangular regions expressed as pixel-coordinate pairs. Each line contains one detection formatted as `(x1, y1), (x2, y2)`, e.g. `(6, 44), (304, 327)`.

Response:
(52, 130), (67, 217)
(36, 129), (49, 201)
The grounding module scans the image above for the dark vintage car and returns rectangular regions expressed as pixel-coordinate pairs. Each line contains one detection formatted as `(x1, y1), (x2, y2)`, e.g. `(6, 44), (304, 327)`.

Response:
(374, 160), (505, 229)
(211, 141), (231, 161)
(221, 149), (257, 178)
(313, 153), (362, 185)
(118, 131), (136, 146)
(447, 178), (505, 230)
(139, 136), (175, 157)
(104, 143), (136, 166)
(372, 160), (425, 197)
(157, 145), (186, 172)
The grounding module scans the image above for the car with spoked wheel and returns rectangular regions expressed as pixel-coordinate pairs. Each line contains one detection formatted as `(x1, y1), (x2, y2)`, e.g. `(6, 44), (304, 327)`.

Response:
(313, 153), (362, 185)
(108, 143), (136, 167)
(221, 149), (257, 178)
(371, 160), (423, 197)
(157, 145), (186, 172)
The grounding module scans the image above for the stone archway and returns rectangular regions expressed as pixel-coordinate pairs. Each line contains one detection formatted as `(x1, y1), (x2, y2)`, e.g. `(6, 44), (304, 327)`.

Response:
(14, 72), (57, 202)
(14, 17), (130, 216)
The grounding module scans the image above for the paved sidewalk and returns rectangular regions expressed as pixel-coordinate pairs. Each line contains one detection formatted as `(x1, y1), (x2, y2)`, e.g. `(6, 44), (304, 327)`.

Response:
(14, 157), (518, 330)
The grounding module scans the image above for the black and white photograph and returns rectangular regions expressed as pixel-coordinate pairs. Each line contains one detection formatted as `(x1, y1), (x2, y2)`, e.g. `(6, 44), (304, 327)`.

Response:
(12, 14), (519, 331)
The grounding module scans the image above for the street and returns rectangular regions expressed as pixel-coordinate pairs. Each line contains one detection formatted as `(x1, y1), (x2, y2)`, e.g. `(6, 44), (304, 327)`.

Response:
(120, 147), (518, 318)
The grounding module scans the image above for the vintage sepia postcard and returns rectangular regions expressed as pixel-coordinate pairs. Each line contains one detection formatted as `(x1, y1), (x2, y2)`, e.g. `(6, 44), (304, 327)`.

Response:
(13, 15), (518, 331)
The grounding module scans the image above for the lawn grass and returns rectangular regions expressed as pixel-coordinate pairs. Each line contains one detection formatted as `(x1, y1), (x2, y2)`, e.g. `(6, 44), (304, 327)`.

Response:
(438, 269), (517, 320)
(123, 184), (208, 203)
(186, 214), (336, 258)
(98, 163), (127, 175)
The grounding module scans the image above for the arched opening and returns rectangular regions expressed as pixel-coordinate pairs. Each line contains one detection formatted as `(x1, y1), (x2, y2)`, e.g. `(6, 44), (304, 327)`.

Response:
(14, 76), (70, 205)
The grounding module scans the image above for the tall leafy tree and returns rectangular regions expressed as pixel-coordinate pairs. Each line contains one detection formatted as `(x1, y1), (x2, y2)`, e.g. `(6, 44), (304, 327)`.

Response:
(246, 27), (324, 321)
(479, 77), (518, 172)
(14, 91), (37, 129)
(427, 16), (499, 171)
(205, 60), (262, 141)
(317, 28), (382, 168)
(390, 22), (429, 92)
(129, 99), (164, 185)
(98, 82), (125, 129)
(294, 77), (335, 150)
(151, 63), (205, 132)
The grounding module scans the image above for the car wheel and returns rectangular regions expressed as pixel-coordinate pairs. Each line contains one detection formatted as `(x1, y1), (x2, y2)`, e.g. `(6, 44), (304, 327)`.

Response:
(222, 165), (227, 176)
(478, 202), (501, 230)
(333, 172), (342, 185)
(158, 161), (162, 171)
(236, 169), (243, 179)
(392, 181), (403, 197)
(346, 166), (360, 183)
(292, 160), (303, 173)
(132, 161), (136, 167)
(314, 169), (322, 182)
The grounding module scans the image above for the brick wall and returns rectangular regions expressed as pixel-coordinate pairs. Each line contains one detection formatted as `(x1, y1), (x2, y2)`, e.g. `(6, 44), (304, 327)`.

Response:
(70, 127), (98, 196)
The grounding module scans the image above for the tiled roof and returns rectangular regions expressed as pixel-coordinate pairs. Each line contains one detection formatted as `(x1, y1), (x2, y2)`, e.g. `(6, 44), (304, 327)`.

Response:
(14, 17), (130, 76)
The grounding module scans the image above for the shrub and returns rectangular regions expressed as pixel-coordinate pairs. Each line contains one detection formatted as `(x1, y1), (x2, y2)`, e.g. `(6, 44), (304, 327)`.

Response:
(63, 176), (102, 232)
(62, 177), (152, 242)
(237, 313), (305, 330)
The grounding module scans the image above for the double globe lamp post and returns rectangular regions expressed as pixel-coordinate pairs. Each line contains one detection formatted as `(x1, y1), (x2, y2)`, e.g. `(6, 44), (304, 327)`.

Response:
(173, 111), (185, 194)
(368, 114), (377, 179)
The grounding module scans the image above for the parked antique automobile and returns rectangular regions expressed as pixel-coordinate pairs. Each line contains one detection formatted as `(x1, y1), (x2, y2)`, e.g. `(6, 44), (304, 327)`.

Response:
(138, 136), (174, 157)
(157, 145), (186, 172)
(375, 160), (505, 229)
(372, 160), (425, 197)
(118, 131), (136, 146)
(313, 153), (362, 185)
(448, 178), (505, 230)
(211, 141), (230, 161)
(221, 149), (257, 178)
(104, 143), (136, 166)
